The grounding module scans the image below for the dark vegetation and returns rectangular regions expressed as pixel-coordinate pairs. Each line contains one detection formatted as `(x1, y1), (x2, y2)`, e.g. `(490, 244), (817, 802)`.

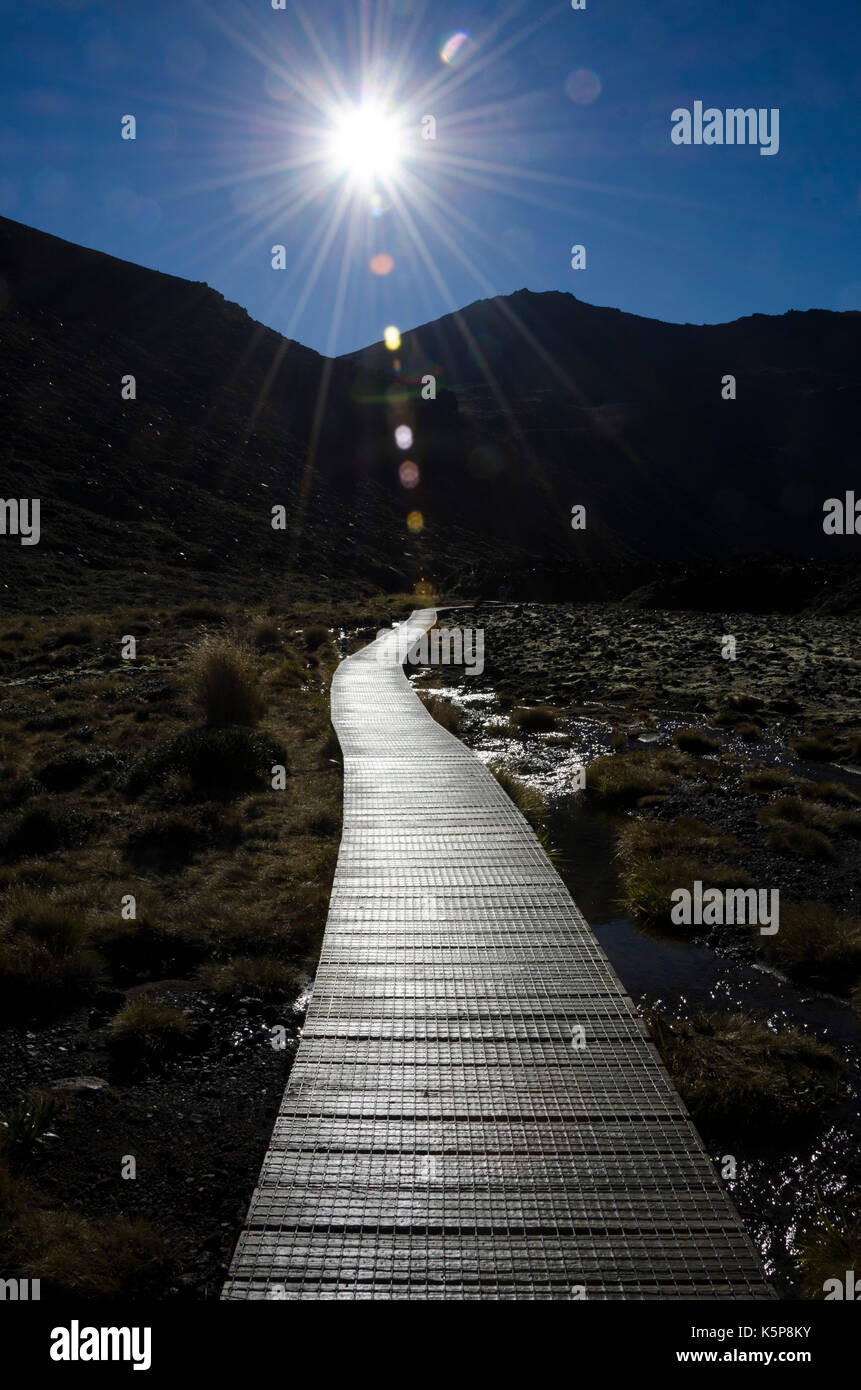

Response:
(0, 599), (356, 1297)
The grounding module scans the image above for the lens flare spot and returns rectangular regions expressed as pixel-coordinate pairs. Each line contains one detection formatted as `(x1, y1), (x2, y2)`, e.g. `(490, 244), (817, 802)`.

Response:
(565, 68), (602, 105)
(395, 425), (413, 450)
(406, 508), (423, 531)
(441, 32), (471, 65)
(370, 253), (395, 276)
(384, 325), (401, 351)
(399, 460), (420, 489)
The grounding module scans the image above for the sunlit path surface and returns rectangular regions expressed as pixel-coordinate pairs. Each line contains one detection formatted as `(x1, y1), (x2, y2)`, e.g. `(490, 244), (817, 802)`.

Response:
(223, 611), (772, 1300)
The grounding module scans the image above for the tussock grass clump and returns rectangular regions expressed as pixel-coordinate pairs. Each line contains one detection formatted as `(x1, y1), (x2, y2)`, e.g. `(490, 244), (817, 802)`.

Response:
(199, 957), (301, 1002)
(743, 767), (800, 794)
(758, 796), (831, 830)
(124, 805), (243, 872)
(488, 764), (548, 831)
(35, 748), (119, 793)
(793, 729), (861, 764)
(511, 706), (560, 734)
(14, 1211), (174, 1298)
(187, 633), (263, 728)
(107, 999), (189, 1072)
(792, 732), (842, 762)
(764, 822), (836, 861)
(419, 695), (462, 736)
(799, 780), (860, 807)
(0, 892), (101, 1018)
(250, 618), (281, 650)
(618, 816), (741, 864)
(735, 722), (761, 741)
(585, 749), (693, 808)
(126, 727), (285, 802)
(646, 1010), (844, 1135)
(620, 856), (753, 932)
(0, 800), (93, 862)
(617, 817), (750, 931)
(673, 726), (721, 755)
(304, 625), (330, 651)
(301, 808), (341, 837)
(796, 1207), (861, 1300)
(757, 900), (861, 994)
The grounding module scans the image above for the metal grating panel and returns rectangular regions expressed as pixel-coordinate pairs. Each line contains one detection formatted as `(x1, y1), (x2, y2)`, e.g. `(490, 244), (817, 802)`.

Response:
(223, 611), (773, 1300)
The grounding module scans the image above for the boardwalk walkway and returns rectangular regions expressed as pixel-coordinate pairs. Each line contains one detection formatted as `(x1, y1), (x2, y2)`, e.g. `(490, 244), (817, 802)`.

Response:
(223, 609), (772, 1300)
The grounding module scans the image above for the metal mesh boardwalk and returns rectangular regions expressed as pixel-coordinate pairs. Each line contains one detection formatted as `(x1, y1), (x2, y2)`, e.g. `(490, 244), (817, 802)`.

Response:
(223, 610), (772, 1300)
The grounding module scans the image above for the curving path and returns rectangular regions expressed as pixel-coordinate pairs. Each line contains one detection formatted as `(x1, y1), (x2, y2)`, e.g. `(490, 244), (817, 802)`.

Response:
(223, 610), (773, 1300)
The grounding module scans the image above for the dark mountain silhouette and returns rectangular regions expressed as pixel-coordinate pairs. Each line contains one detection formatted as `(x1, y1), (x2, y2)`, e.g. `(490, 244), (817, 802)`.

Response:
(1, 214), (858, 611)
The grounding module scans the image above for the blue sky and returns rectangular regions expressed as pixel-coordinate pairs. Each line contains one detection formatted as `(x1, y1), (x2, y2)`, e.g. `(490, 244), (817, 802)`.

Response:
(1, 0), (859, 355)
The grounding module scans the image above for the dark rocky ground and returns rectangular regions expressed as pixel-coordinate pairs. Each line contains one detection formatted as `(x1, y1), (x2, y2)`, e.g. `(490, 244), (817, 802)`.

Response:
(0, 985), (303, 1297)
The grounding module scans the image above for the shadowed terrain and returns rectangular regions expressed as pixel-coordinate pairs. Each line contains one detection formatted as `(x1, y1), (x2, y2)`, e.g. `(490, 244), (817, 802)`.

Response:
(2, 214), (860, 613)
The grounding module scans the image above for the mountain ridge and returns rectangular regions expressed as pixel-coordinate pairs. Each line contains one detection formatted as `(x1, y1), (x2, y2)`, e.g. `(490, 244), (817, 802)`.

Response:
(1, 215), (859, 612)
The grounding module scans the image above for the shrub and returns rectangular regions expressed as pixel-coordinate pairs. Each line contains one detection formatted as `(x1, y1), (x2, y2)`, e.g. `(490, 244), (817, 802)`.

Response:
(187, 633), (262, 727)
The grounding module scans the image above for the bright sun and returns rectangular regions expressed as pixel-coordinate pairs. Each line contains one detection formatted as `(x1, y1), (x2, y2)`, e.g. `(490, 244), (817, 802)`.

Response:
(327, 102), (404, 186)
